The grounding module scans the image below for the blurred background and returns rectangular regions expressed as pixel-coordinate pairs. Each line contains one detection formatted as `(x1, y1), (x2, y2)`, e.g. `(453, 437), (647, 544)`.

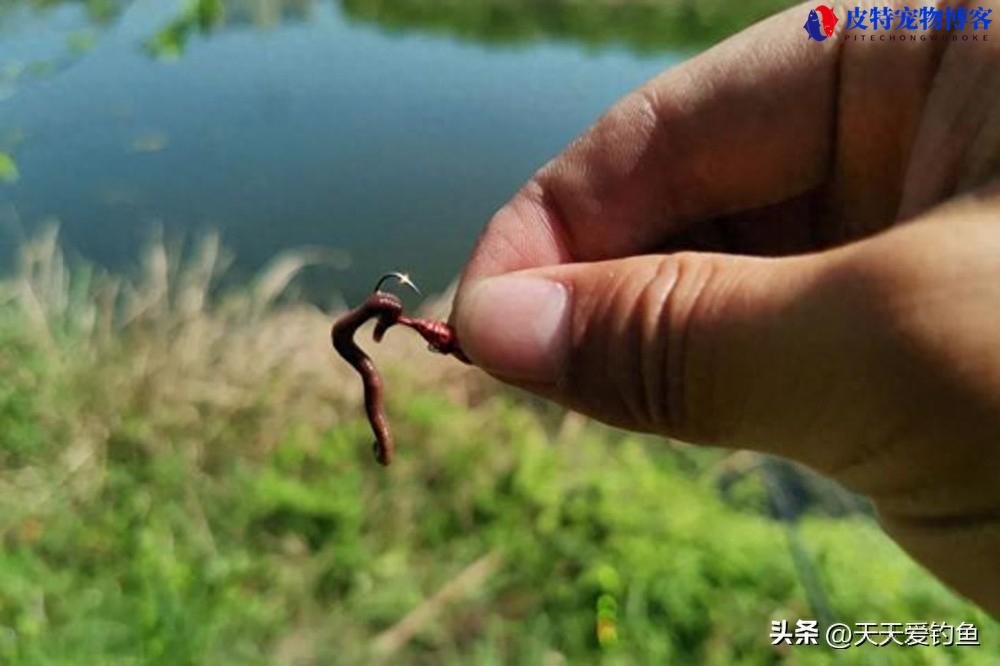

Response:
(0, 1), (996, 664)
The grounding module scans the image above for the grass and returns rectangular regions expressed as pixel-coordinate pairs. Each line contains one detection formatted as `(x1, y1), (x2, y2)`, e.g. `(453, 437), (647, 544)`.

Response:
(0, 228), (996, 665)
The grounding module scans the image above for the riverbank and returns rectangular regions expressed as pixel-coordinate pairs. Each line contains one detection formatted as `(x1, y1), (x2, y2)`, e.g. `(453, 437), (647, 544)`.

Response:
(0, 231), (994, 664)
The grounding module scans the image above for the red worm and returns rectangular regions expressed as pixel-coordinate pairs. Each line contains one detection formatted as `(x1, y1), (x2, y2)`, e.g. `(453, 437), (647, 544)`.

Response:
(331, 290), (470, 466)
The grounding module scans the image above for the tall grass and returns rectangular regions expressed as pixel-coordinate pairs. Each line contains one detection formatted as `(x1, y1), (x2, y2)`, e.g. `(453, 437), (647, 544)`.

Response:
(0, 229), (995, 665)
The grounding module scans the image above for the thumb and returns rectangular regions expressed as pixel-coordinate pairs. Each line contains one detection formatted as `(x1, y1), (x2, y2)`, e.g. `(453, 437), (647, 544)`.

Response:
(453, 251), (850, 451)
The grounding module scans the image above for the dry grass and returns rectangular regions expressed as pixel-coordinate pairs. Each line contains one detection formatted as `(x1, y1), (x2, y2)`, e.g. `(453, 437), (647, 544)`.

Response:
(0, 225), (490, 547)
(4, 224), (484, 427)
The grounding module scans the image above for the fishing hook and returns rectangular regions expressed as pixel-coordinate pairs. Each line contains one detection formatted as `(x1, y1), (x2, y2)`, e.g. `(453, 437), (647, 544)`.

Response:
(332, 271), (470, 466)
(373, 271), (421, 297)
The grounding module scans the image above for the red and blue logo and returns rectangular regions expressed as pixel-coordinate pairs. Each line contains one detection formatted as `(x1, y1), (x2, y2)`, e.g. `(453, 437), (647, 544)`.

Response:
(804, 5), (839, 40)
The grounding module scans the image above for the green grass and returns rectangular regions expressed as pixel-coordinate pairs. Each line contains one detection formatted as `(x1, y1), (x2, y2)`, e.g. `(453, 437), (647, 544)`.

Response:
(0, 230), (996, 664)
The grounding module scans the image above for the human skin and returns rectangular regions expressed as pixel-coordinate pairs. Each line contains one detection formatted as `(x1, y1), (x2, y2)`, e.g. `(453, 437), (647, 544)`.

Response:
(450, 1), (1000, 614)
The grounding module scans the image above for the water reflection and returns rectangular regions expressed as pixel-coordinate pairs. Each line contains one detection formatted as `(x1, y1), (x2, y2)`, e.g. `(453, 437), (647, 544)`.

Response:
(0, 0), (791, 303)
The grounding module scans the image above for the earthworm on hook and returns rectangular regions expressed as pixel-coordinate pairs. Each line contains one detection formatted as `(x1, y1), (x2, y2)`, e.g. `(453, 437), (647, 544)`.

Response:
(331, 273), (471, 466)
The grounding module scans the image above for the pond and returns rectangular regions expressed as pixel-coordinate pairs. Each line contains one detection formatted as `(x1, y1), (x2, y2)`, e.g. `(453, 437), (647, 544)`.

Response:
(0, 0), (785, 304)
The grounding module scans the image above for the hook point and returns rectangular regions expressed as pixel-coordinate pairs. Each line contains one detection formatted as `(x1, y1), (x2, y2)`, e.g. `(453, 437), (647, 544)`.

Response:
(373, 271), (421, 296)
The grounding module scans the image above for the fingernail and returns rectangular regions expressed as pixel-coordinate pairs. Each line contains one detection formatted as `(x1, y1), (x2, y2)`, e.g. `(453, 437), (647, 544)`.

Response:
(457, 275), (570, 383)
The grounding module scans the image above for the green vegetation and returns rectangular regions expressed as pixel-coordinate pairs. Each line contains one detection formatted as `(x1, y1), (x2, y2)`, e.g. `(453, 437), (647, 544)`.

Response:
(340, 0), (799, 52)
(0, 230), (996, 664)
(145, 0), (226, 61)
(140, 0), (791, 61)
(7, 0), (802, 61)
(0, 151), (18, 183)
(142, 0), (800, 57)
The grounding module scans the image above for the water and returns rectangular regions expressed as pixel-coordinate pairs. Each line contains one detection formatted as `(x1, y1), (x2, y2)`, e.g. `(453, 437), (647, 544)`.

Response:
(0, 0), (688, 304)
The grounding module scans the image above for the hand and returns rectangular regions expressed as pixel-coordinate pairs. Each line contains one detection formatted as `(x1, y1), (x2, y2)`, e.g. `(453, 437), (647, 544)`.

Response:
(451, 4), (1000, 613)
